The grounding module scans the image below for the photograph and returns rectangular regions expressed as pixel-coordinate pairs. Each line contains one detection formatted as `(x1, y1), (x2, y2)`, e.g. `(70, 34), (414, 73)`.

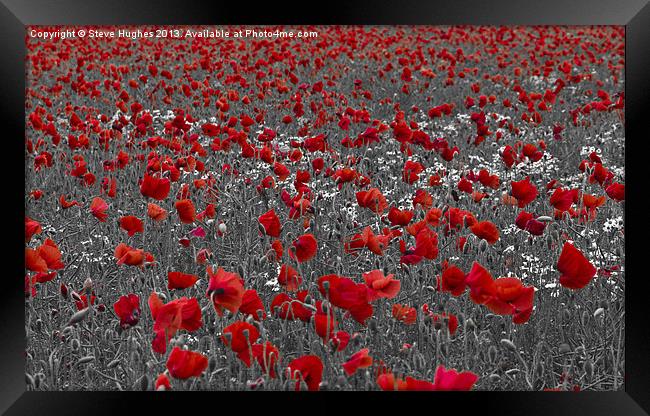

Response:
(23, 24), (626, 392)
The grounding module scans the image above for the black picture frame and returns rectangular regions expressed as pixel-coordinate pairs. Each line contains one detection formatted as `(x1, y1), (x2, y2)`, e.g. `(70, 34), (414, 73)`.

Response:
(2, 0), (648, 414)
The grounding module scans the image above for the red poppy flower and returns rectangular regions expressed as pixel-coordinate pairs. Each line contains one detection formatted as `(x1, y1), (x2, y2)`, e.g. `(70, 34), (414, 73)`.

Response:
(175, 199), (196, 224)
(258, 209), (282, 237)
(412, 189), (433, 210)
(331, 331), (351, 352)
(441, 264), (466, 296)
(119, 215), (144, 236)
(362, 269), (400, 301)
(402, 160), (424, 184)
(342, 348), (373, 376)
(605, 183), (624, 201)
(113, 294), (140, 329)
(289, 233), (318, 263)
(140, 174), (171, 200)
(318, 274), (373, 324)
(270, 292), (313, 321)
(59, 195), (80, 209)
(356, 188), (388, 214)
(222, 321), (260, 366)
(273, 162), (290, 181)
(388, 207), (414, 227)
(511, 177), (538, 208)
(478, 169), (500, 189)
(413, 226), (439, 260)
(377, 372), (408, 391)
(239, 289), (266, 320)
(392, 303), (417, 325)
(149, 293), (202, 354)
(549, 188), (578, 211)
(251, 342), (280, 378)
(278, 264), (303, 292)
(166, 347), (208, 379)
(167, 272), (199, 290)
(155, 373), (171, 391)
(557, 242), (597, 290)
(206, 266), (245, 315)
(465, 261), (496, 304)
(458, 177), (474, 194)
(470, 221), (500, 244)
(114, 243), (146, 266)
(147, 203), (168, 222)
(26, 248), (48, 273)
(25, 217), (42, 243)
(90, 197), (109, 222)
(582, 193), (606, 211)
(286, 355), (323, 391)
(484, 277), (535, 323)
(430, 365), (479, 390)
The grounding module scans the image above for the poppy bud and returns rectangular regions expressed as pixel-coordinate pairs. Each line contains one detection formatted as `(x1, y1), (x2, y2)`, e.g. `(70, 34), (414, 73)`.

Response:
(535, 361), (545, 377)
(335, 375), (347, 387)
(593, 307), (605, 318)
(479, 239), (488, 253)
(546, 234), (554, 249)
(368, 319), (378, 332)
(500, 339), (517, 352)
(559, 343), (571, 354)
(82, 277), (93, 294)
(70, 338), (80, 353)
(60, 283), (68, 299)
(35, 319), (42, 331)
(488, 345), (498, 363)
(26, 373), (35, 388)
(598, 300), (609, 310)
(584, 359), (595, 380)
(562, 309), (571, 321)
(218, 223), (227, 234)
(462, 240), (471, 254)
(489, 374), (501, 383)
(466, 318), (476, 331)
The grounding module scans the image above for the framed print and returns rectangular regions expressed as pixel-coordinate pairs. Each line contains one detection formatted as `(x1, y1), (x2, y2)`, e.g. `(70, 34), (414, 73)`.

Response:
(2, 0), (649, 414)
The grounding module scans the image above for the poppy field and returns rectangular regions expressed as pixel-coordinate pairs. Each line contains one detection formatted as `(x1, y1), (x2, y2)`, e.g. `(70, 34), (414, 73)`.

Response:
(24, 25), (625, 391)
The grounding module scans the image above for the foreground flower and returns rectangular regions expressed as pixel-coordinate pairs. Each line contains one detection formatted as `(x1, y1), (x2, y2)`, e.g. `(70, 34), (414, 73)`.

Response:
(430, 365), (479, 390)
(342, 348), (373, 376)
(89, 197), (108, 222)
(470, 220), (500, 244)
(166, 347), (208, 379)
(258, 209), (282, 237)
(175, 199), (196, 224)
(362, 269), (400, 301)
(251, 342), (280, 378)
(206, 266), (245, 315)
(286, 355), (323, 391)
(149, 293), (202, 354)
(140, 174), (171, 200)
(289, 233), (318, 263)
(392, 303), (417, 325)
(119, 215), (144, 236)
(222, 321), (260, 366)
(113, 294), (140, 329)
(557, 242), (597, 289)
(167, 272), (199, 290)
(511, 177), (538, 208)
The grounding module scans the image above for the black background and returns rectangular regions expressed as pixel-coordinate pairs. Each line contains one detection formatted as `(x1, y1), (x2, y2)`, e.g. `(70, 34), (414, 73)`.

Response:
(1, 0), (648, 414)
